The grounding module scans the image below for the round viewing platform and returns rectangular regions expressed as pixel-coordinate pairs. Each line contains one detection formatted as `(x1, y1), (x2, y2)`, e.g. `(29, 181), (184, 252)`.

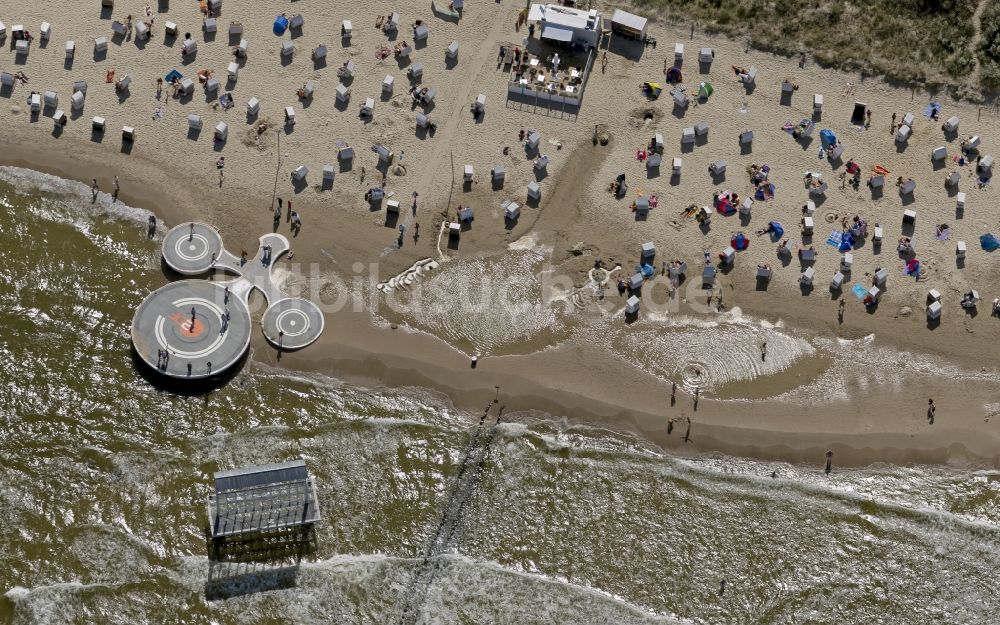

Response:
(261, 298), (325, 350)
(162, 223), (224, 275)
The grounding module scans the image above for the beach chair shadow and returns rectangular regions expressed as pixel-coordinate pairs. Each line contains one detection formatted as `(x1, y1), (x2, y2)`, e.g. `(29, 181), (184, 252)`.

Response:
(956, 256), (965, 269)
(135, 36), (149, 51)
(829, 285), (841, 300)
(111, 32), (126, 47)
(13, 54), (26, 66)
(740, 143), (752, 156)
(900, 191), (915, 206)
(187, 126), (201, 141)
(445, 56), (458, 70)
(313, 56), (326, 71)
(799, 282), (813, 296)
(779, 92), (792, 107)
(384, 212), (399, 229)
(289, 25), (303, 40)
(534, 168), (548, 182)
(51, 124), (64, 138)
(228, 32), (241, 46)
(164, 32), (177, 48)
(698, 60), (711, 74)
(943, 128), (958, 142)
(120, 140), (134, 154)
(739, 212), (751, 227)
(281, 54), (293, 68)
(64, 56), (74, 70)
(680, 141), (693, 154)
(0, 84), (11, 99)
(932, 158), (946, 171)
(710, 171), (725, 185)
(70, 108), (83, 121)
(504, 215), (518, 230)
(491, 177), (503, 191)
(338, 159), (352, 173)
(698, 220), (710, 233)
(525, 195), (539, 209)
(203, 30), (217, 44)
(671, 104), (687, 119)
(39, 38), (49, 50)
(755, 276), (770, 291)
(116, 89), (130, 104)
(447, 236), (459, 250)
(812, 111), (822, 123)
(90, 127), (104, 143)
(101, 6), (113, 19)
(744, 82), (756, 95)
(292, 176), (308, 194)
(158, 0), (169, 12)
(396, 55), (411, 69)
(895, 141), (908, 154)
(321, 177), (333, 191)
(778, 252), (791, 267)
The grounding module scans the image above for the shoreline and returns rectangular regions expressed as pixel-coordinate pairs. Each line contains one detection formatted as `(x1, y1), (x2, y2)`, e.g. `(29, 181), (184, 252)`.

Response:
(2, 5), (1000, 469)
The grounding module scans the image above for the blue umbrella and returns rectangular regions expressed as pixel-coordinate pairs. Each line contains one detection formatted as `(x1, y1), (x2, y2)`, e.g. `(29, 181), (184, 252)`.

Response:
(273, 15), (289, 35)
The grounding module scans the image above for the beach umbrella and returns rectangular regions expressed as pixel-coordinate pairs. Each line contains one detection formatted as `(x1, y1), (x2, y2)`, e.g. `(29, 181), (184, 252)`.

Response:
(819, 129), (837, 148)
(731, 233), (749, 250)
(273, 15), (289, 35)
(769, 221), (785, 238)
(980, 233), (1000, 251)
(698, 82), (713, 99)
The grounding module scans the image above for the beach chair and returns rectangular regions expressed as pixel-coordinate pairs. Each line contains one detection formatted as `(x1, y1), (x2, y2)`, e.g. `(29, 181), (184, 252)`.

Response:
(641, 242), (656, 258)
(698, 48), (714, 63)
(900, 178), (916, 194)
(205, 78), (219, 93)
(237, 39), (248, 58)
(301, 80), (314, 99)
(95, 36), (109, 52)
(165, 22), (178, 37)
(182, 39), (197, 55)
(744, 67), (757, 85)
(872, 226), (883, 243)
(625, 295), (640, 316)
(446, 41), (459, 59)
(504, 201), (520, 221)
(285, 106), (296, 124)
(323, 165), (335, 181)
(289, 14), (304, 29)
(281, 41), (294, 57)
(385, 13), (400, 32)
(463, 164), (474, 181)
(117, 75), (131, 91)
(781, 80), (794, 95)
(928, 289), (942, 303)
(628, 273), (644, 291)
(43, 91), (58, 108)
(135, 21), (149, 40)
(828, 144), (844, 161)
(830, 271), (844, 291)
(813, 94), (823, 112)
(739, 197), (753, 216)
(52, 110), (66, 126)
(0, 73), (14, 88)
(869, 175), (884, 189)
(646, 153), (662, 169)
(188, 113), (203, 130)
(927, 301), (942, 320)
(840, 253), (853, 272)
(361, 97), (374, 117)
(110, 21), (128, 36)
(227, 62), (239, 81)
(709, 160), (726, 175)
(967, 135), (981, 150)
(809, 182), (827, 196)
(672, 90), (688, 108)
(527, 181), (540, 201)
(651, 133), (664, 152)
(383, 75), (394, 94)
(956, 241), (967, 258)
(801, 216), (814, 235)
(473, 93), (486, 114)
(868, 286), (882, 302)
(931, 146), (947, 161)
(28, 93), (41, 113)
(694, 121), (709, 137)
(946, 171), (960, 189)
(800, 267), (815, 285)
(65, 40), (75, 58)
(292, 165), (308, 181)
(40, 22), (51, 40)
(526, 131), (541, 150)
(335, 83), (350, 103)
(977, 154), (993, 176)
(14, 39), (28, 55)
(122, 126), (136, 142)
(408, 62), (423, 80)
(703, 265), (716, 284)
(214, 122), (228, 141)
(375, 144), (393, 163)
(204, 18), (217, 33)
(415, 112), (429, 129)
(757, 266), (771, 280)
(874, 268), (888, 287)
(943, 116), (959, 133)
(535, 155), (549, 171)
(92, 116), (105, 131)
(902, 112), (915, 128)
(739, 130), (753, 145)
(672, 157), (682, 173)
(458, 206), (473, 223)
(492, 165), (504, 181)
(414, 24), (428, 41)
(338, 145), (354, 161)
(313, 45), (327, 62)
(674, 42), (683, 61)
(956, 192), (966, 209)
(71, 91), (84, 110)
(179, 78), (194, 95)
(681, 127), (695, 144)
(342, 20), (352, 39)
(229, 22), (243, 35)
(246, 96), (260, 115)
(635, 196), (650, 218)
(896, 125), (911, 143)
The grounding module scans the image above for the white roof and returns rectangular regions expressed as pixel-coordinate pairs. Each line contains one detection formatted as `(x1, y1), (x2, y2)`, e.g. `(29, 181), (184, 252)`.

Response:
(529, 4), (599, 31)
(611, 9), (647, 31)
(542, 25), (573, 42)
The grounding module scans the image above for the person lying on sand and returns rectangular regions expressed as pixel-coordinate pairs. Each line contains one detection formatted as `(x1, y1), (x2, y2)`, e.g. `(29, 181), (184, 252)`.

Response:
(197, 69), (214, 83)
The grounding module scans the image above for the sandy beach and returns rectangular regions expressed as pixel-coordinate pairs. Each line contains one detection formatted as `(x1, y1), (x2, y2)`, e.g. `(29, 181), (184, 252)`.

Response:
(2, 0), (1000, 467)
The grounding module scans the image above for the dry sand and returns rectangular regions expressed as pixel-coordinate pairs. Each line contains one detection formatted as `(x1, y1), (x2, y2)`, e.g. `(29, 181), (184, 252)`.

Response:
(1, 0), (999, 467)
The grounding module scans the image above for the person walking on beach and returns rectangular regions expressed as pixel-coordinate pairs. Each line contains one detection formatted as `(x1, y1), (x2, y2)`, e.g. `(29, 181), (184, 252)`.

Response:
(286, 200), (293, 223)
(412, 191), (418, 215)
(890, 112), (897, 134)
(273, 205), (281, 228)
(928, 398), (936, 424)
(413, 222), (420, 242)
(91, 179), (99, 201)
(683, 418), (692, 443)
(112, 176), (120, 202)
(360, 166), (366, 185)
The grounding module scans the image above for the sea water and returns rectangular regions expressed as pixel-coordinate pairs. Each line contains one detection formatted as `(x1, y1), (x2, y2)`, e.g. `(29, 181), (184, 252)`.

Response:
(1, 167), (998, 625)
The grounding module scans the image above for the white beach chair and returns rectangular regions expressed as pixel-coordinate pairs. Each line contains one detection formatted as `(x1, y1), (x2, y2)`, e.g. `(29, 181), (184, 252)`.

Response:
(361, 98), (374, 117)
(646, 153), (662, 169)
(52, 110), (66, 126)
(414, 24), (428, 40)
(40, 22), (51, 40)
(902, 112), (915, 127)
(285, 106), (296, 125)
(527, 181), (540, 201)
(281, 41), (294, 57)
(29, 93), (41, 113)
(625, 295), (640, 315)
(698, 47), (714, 63)
(943, 116), (959, 133)
(830, 271), (844, 291)
(641, 242), (656, 258)
(214, 122), (228, 141)
(92, 116), (105, 131)
(672, 157), (682, 173)
(492, 165), (505, 181)
(695, 121), (709, 137)
(744, 67), (757, 85)
(956, 241), (967, 258)
(229, 22), (243, 35)
(205, 78), (219, 93)
(0, 73), (14, 88)
(927, 301), (942, 320)
(956, 192), (966, 209)
(814, 94), (823, 112)
(408, 63), (423, 79)
(179, 78), (194, 95)
(65, 41), (75, 58)
(896, 125), (911, 143)
(978, 154), (993, 175)
(674, 42), (683, 61)
(247, 96), (260, 115)
(800, 267), (815, 285)
(463, 164), (474, 181)
(383, 75), (394, 94)
(135, 21), (149, 40)
(290, 14), (304, 29)
(323, 165), (335, 182)
(872, 226), (883, 243)
(931, 146), (947, 161)
(526, 131), (541, 150)
(874, 268), (888, 287)
(313, 45), (327, 62)
(342, 20), (352, 39)
(415, 112), (429, 129)
(739, 130), (753, 145)
(709, 160), (726, 175)
(739, 197), (753, 216)
(504, 201), (520, 221)
(681, 127), (695, 144)
(446, 41), (458, 59)
(840, 252), (853, 272)
(43, 91), (58, 108)
(15, 39), (28, 55)
(182, 39), (197, 55)
(928, 289), (942, 303)
(209, 0), (222, 11)
(302, 80), (314, 99)
(335, 83), (350, 103)
(122, 126), (136, 142)
(111, 21), (127, 36)
(802, 216), (814, 235)
(900, 179), (916, 195)
(227, 62), (239, 81)
(71, 91), (85, 110)
(534, 156), (549, 171)
(165, 22), (178, 37)
(292, 165), (308, 181)
(237, 39), (248, 58)
(188, 113), (203, 130)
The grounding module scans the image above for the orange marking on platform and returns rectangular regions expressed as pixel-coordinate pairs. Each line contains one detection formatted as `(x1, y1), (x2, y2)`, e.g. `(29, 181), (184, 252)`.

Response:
(168, 311), (206, 336)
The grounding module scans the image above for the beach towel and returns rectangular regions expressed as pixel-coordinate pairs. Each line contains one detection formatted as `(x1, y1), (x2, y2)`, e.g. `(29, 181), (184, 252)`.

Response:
(981, 233), (1000, 251)
(923, 102), (940, 119)
(935, 228), (951, 241)
(820, 129), (837, 148)
(826, 229), (843, 248)
(754, 182), (775, 201)
(852, 283), (868, 299)
(716, 199), (735, 215)
(873, 165), (890, 176)
(905, 258), (921, 275)
(838, 232), (855, 252)
(165, 69), (182, 82)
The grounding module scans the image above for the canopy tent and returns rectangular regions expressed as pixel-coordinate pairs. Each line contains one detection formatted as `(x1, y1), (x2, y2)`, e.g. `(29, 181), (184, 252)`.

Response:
(697, 82), (713, 99)
(666, 67), (682, 83)
(273, 15), (289, 35)
(819, 129), (837, 148)
(542, 25), (574, 43)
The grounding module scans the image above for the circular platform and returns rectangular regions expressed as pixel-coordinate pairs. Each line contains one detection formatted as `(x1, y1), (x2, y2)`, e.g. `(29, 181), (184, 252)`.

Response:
(132, 280), (252, 379)
(261, 298), (325, 350)
(162, 223), (224, 275)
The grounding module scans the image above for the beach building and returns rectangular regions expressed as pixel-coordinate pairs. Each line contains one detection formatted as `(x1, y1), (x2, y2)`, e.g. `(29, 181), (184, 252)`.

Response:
(207, 459), (321, 543)
(527, 4), (602, 49)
